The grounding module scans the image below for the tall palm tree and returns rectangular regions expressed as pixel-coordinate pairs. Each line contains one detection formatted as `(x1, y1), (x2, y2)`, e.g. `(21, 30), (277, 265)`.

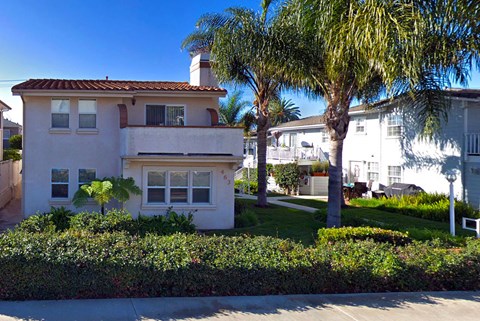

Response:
(182, 0), (296, 207)
(269, 98), (301, 126)
(282, 0), (480, 227)
(219, 90), (250, 126)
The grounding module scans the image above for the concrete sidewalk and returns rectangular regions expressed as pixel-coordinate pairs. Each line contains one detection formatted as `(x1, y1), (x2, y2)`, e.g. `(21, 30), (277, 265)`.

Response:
(0, 292), (479, 321)
(235, 194), (323, 213)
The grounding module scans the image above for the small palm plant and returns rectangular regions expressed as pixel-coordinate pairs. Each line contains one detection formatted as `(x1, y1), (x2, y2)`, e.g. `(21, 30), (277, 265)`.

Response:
(73, 177), (142, 214)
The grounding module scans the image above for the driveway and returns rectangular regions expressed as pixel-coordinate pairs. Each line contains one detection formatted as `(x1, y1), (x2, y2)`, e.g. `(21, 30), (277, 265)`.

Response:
(0, 198), (22, 232)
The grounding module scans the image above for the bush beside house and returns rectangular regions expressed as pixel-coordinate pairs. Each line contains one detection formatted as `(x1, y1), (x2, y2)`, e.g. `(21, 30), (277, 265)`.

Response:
(2, 223), (480, 300)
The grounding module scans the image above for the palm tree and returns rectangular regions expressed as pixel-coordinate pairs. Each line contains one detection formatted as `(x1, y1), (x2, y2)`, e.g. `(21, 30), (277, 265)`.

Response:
(73, 177), (142, 214)
(269, 98), (301, 126)
(182, 0), (295, 207)
(282, 0), (480, 227)
(219, 90), (250, 126)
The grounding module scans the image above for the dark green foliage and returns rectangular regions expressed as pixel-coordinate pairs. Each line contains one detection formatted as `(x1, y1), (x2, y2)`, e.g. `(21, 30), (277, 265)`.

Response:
(266, 163), (274, 176)
(235, 209), (259, 228)
(49, 207), (74, 231)
(317, 227), (412, 246)
(17, 208), (195, 236)
(2, 231), (480, 300)
(351, 193), (480, 223)
(273, 163), (300, 194)
(8, 135), (22, 150)
(3, 149), (21, 161)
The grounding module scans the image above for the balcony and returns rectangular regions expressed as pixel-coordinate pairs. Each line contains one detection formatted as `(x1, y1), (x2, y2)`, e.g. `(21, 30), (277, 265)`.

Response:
(120, 126), (244, 157)
(267, 146), (328, 163)
(466, 133), (480, 156)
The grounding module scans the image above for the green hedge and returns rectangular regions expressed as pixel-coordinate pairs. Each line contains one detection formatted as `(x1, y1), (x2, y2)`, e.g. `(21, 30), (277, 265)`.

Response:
(17, 208), (196, 235)
(350, 193), (480, 223)
(234, 180), (258, 195)
(317, 227), (412, 246)
(1, 230), (480, 300)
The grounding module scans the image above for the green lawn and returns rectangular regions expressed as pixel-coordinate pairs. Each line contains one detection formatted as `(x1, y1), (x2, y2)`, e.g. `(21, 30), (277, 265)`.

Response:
(282, 198), (476, 238)
(207, 199), (323, 245)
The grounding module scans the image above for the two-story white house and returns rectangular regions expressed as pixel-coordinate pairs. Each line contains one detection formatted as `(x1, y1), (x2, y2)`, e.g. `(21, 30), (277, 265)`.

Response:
(12, 54), (244, 229)
(265, 89), (480, 207)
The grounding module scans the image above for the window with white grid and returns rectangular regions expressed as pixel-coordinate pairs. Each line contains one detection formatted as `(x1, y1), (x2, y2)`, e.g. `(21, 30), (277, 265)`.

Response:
(367, 162), (379, 181)
(388, 166), (402, 185)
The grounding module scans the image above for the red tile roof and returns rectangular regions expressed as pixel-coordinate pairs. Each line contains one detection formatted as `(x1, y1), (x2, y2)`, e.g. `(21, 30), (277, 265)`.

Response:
(12, 79), (226, 93)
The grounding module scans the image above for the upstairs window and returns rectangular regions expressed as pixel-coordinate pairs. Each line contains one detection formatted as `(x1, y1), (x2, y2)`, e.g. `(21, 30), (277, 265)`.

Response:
(320, 128), (329, 143)
(79, 99), (97, 128)
(387, 114), (402, 137)
(51, 99), (70, 128)
(355, 117), (366, 134)
(146, 105), (184, 126)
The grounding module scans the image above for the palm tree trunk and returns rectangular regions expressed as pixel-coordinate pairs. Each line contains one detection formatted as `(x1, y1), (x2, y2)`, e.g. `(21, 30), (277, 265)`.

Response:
(327, 138), (344, 227)
(256, 124), (268, 207)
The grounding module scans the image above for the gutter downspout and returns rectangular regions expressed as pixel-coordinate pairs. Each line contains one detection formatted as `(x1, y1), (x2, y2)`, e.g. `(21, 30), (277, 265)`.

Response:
(20, 94), (25, 219)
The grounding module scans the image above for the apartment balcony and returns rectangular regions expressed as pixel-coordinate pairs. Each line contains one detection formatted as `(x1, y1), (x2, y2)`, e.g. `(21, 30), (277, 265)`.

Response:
(120, 126), (244, 160)
(267, 146), (328, 164)
(466, 132), (480, 161)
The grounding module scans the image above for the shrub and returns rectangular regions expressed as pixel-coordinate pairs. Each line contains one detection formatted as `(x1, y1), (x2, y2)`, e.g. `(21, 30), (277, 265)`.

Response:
(350, 192), (480, 223)
(18, 208), (195, 236)
(311, 161), (323, 173)
(317, 226), (412, 246)
(8, 135), (22, 150)
(234, 180), (258, 194)
(69, 209), (134, 234)
(273, 163), (300, 194)
(2, 232), (480, 300)
(266, 163), (274, 176)
(3, 149), (21, 161)
(234, 198), (249, 215)
(235, 209), (259, 228)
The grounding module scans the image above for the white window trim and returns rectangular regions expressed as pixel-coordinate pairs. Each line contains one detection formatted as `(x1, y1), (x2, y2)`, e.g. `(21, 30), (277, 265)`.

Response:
(78, 99), (97, 129)
(354, 117), (367, 135)
(367, 162), (379, 181)
(387, 165), (402, 185)
(144, 103), (187, 126)
(320, 128), (329, 143)
(50, 168), (69, 200)
(386, 113), (403, 138)
(51, 98), (70, 129)
(142, 166), (215, 209)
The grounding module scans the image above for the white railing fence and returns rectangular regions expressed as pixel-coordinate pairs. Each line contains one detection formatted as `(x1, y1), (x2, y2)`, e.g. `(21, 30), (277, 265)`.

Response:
(267, 146), (328, 162)
(465, 133), (480, 156)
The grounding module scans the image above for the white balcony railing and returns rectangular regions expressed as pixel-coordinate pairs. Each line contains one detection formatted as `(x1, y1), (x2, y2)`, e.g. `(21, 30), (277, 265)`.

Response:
(120, 126), (244, 157)
(267, 146), (327, 162)
(466, 133), (480, 156)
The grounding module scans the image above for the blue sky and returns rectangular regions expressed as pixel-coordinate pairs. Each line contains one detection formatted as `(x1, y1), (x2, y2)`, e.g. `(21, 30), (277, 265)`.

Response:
(0, 0), (478, 124)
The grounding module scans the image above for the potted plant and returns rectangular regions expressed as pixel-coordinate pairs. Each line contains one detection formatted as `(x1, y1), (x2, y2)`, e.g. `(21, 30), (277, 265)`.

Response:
(311, 160), (329, 176)
(311, 161), (324, 176)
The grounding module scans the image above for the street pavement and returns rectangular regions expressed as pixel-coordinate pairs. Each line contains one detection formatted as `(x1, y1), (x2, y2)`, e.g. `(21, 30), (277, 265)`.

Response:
(0, 292), (479, 321)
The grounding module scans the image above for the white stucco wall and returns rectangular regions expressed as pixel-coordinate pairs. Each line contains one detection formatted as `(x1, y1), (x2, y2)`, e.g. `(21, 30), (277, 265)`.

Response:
(121, 126), (244, 156)
(22, 96), (123, 216)
(123, 161), (235, 229)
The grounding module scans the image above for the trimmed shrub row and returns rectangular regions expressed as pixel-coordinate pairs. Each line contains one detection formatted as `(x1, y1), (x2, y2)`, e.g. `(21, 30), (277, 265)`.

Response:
(317, 227), (412, 246)
(1, 230), (480, 300)
(350, 192), (480, 223)
(17, 207), (196, 235)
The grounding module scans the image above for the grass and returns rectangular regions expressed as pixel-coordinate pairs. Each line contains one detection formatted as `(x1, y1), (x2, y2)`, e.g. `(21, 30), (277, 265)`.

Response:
(282, 198), (476, 238)
(207, 199), (323, 245)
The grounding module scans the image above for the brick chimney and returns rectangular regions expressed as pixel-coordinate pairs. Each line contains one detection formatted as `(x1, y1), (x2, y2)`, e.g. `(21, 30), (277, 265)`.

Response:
(189, 53), (218, 87)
